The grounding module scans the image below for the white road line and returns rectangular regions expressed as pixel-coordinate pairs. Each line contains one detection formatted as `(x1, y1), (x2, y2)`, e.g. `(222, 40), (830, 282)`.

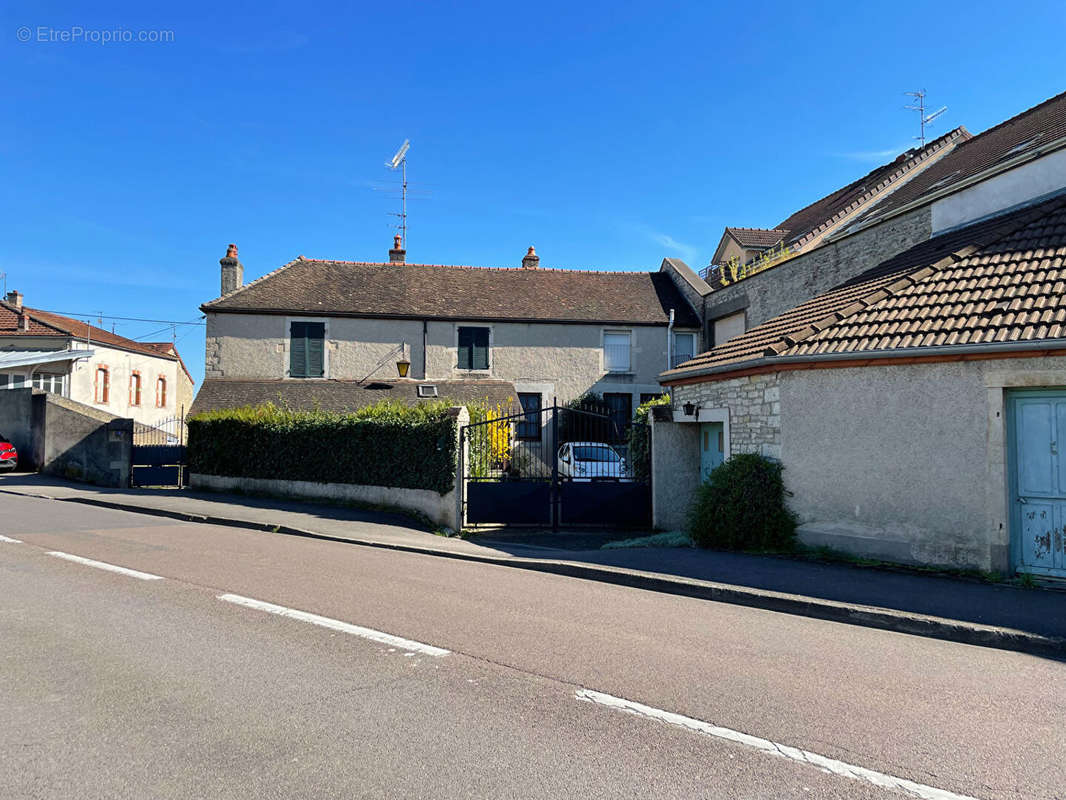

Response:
(575, 689), (982, 800)
(217, 593), (450, 657)
(47, 551), (164, 581)
(0, 534), (22, 543)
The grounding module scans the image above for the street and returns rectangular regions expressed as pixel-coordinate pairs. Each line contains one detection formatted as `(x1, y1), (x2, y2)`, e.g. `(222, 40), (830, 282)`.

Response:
(1, 493), (1063, 799)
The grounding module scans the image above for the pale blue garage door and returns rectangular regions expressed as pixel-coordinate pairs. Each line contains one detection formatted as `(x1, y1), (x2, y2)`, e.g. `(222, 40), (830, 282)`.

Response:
(1010, 391), (1066, 578)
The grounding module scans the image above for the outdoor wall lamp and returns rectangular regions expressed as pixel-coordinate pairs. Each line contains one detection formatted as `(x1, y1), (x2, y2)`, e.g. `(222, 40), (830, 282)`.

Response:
(396, 341), (411, 378)
(682, 401), (696, 418)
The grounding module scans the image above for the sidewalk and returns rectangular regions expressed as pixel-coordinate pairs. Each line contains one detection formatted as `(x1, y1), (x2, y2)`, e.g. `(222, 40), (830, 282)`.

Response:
(3, 473), (1064, 658)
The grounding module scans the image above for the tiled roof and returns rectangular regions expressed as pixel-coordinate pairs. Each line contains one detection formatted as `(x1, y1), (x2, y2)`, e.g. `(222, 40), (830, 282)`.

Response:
(203, 259), (701, 327)
(190, 378), (517, 416)
(852, 91), (1066, 228)
(142, 342), (194, 383)
(725, 227), (789, 249)
(773, 128), (969, 248)
(663, 195), (1066, 380)
(0, 301), (181, 362)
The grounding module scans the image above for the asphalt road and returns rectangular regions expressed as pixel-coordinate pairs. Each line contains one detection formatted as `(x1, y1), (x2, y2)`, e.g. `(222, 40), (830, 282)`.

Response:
(1, 494), (1063, 799)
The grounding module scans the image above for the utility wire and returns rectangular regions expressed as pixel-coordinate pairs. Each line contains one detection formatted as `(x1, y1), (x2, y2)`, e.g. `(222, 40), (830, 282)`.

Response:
(46, 311), (206, 326)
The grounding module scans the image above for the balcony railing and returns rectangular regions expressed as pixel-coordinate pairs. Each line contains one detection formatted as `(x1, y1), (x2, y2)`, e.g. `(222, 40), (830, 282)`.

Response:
(700, 242), (797, 287)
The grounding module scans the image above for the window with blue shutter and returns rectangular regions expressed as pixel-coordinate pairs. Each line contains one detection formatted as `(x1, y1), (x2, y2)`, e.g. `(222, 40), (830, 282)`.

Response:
(290, 321), (325, 378)
(457, 326), (490, 370)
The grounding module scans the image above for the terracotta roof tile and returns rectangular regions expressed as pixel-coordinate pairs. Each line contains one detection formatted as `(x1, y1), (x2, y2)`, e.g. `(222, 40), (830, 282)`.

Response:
(664, 196), (1066, 380)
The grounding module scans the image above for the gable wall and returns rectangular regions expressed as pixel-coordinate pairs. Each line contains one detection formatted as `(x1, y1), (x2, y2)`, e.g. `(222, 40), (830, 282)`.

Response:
(704, 205), (932, 333)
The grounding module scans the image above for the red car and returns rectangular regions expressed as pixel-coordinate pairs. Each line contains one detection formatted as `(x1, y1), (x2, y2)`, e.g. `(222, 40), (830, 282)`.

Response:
(0, 434), (17, 471)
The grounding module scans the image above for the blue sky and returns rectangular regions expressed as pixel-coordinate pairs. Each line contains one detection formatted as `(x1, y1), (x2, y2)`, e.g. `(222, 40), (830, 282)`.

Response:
(3, 0), (1065, 389)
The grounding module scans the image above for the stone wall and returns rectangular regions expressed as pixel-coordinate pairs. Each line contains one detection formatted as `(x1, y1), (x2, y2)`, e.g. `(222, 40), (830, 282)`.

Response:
(705, 205), (932, 331)
(672, 373), (781, 459)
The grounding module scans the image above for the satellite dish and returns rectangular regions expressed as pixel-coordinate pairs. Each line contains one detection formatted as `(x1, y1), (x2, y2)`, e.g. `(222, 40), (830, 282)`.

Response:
(387, 139), (410, 169)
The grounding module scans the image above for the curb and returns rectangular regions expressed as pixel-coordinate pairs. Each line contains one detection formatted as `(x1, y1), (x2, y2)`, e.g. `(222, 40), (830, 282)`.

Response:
(9, 488), (1066, 660)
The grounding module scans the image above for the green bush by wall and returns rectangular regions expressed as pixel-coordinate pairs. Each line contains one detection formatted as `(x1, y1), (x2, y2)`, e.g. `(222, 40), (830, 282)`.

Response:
(187, 401), (457, 495)
(685, 453), (797, 551)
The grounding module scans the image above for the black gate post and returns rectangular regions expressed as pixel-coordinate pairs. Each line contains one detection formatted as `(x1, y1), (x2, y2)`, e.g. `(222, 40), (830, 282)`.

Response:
(550, 399), (559, 532)
(458, 424), (466, 529)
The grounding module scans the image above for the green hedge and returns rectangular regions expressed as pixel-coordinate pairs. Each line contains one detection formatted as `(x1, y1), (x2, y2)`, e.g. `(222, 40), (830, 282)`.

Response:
(187, 401), (457, 495)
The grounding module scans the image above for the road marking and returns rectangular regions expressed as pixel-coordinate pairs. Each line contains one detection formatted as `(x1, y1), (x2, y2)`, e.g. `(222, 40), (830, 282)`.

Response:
(0, 534), (22, 543)
(47, 551), (164, 581)
(217, 593), (450, 657)
(575, 689), (982, 800)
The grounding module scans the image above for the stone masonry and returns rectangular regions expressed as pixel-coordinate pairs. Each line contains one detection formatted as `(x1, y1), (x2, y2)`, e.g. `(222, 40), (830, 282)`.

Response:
(673, 372), (781, 460)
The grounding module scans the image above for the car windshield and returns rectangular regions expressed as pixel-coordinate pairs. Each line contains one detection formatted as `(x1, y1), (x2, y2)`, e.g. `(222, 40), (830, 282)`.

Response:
(572, 446), (620, 462)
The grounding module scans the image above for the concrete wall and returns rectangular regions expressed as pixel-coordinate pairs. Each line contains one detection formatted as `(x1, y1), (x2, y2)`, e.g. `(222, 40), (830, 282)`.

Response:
(650, 413), (699, 531)
(672, 354), (1066, 572)
(931, 149), (1066, 234)
(192, 473), (460, 531)
(206, 311), (692, 409)
(33, 393), (132, 487)
(0, 387), (34, 468)
(704, 205), (932, 332)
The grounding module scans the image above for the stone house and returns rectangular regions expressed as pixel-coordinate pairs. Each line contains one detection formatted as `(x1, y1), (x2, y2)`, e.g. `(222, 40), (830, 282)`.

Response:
(0, 291), (194, 432)
(192, 241), (701, 435)
(657, 90), (1066, 578)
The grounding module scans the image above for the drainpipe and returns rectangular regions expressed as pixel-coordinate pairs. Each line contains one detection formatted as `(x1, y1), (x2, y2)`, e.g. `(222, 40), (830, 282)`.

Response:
(667, 309), (675, 371)
(422, 320), (428, 379)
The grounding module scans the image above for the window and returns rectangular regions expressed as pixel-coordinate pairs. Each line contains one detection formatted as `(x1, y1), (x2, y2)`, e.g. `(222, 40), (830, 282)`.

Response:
(129, 372), (142, 406)
(457, 326), (490, 371)
(603, 331), (631, 373)
(0, 375), (10, 390)
(156, 376), (167, 408)
(94, 367), (109, 404)
(517, 393), (541, 440)
(672, 332), (697, 368)
(32, 373), (66, 395)
(602, 392), (633, 443)
(712, 312), (745, 348)
(290, 321), (325, 378)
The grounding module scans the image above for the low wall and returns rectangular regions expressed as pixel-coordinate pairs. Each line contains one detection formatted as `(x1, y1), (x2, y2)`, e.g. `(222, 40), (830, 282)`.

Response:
(650, 410), (700, 531)
(191, 473), (459, 531)
(33, 393), (132, 488)
(0, 387), (34, 468)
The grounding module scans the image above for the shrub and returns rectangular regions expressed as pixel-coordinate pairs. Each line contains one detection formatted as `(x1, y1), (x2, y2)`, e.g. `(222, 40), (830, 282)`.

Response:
(187, 400), (458, 495)
(685, 453), (797, 551)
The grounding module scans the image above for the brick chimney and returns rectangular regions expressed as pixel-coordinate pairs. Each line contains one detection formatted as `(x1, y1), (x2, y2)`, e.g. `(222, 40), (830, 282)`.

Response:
(389, 235), (406, 264)
(521, 245), (539, 270)
(220, 243), (243, 296)
(5, 290), (23, 309)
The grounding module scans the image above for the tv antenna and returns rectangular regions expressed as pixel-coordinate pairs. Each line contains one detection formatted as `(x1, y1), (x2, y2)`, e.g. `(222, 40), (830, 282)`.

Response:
(386, 139), (410, 248)
(904, 90), (947, 147)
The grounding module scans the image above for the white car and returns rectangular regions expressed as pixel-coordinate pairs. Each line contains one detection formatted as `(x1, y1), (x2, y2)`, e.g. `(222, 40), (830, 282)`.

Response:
(557, 441), (628, 481)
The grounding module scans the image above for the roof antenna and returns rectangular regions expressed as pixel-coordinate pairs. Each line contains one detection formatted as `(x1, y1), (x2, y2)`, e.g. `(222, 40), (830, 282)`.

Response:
(904, 90), (947, 147)
(386, 139), (410, 251)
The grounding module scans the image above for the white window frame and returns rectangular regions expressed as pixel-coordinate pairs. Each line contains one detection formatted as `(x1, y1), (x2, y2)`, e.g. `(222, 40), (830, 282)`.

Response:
(602, 329), (632, 374)
(285, 316), (330, 379)
(453, 323), (493, 374)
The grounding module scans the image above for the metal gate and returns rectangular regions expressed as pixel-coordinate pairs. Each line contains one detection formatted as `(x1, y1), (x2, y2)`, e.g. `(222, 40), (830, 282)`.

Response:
(460, 401), (651, 529)
(131, 415), (187, 488)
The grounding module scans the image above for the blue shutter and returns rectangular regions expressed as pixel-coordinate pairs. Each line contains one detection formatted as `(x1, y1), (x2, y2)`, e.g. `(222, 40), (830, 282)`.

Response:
(457, 327), (472, 370)
(290, 322), (307, 377)
(472, 328), (489, 370)
(307, 323), (325, 377)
